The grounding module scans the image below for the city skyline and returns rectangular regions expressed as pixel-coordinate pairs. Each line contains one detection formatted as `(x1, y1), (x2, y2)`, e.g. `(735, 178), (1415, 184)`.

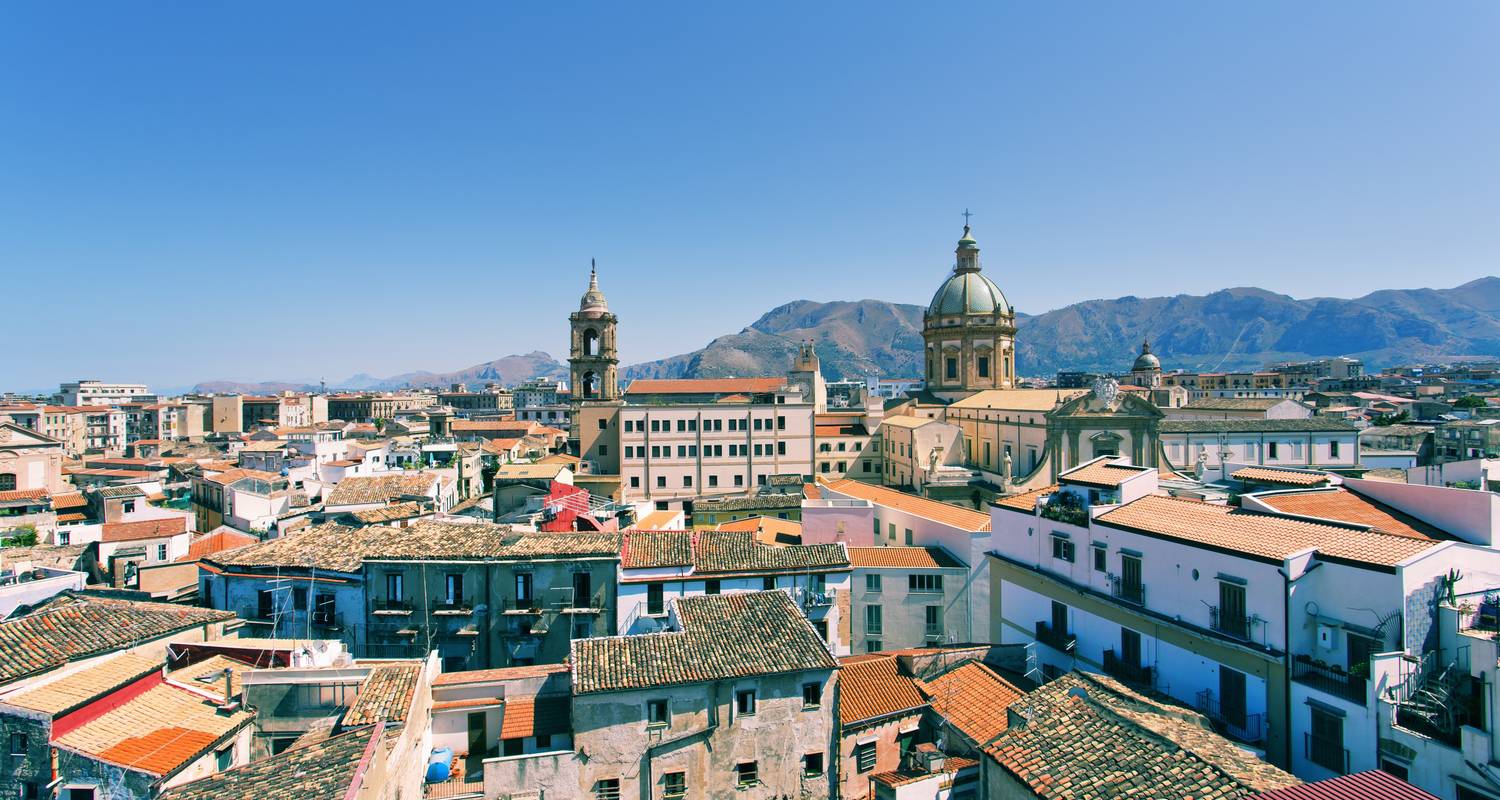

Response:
(4, 2), (1498, 389)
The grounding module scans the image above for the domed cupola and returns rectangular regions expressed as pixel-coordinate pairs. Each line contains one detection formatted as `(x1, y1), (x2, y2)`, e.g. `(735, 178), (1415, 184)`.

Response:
(920, 215), (1019, 399)
(578, 259), (609, 316)
(1132, 340), (1161, 371)
(926, 224), (1011, 319)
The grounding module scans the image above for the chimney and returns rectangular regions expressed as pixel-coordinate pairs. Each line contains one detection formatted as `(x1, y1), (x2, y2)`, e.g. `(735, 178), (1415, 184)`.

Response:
(222, 667), (233, 702)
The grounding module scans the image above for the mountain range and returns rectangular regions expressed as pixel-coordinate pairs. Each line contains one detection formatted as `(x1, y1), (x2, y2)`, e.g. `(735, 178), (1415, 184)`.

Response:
(193, 278), (1500, 393)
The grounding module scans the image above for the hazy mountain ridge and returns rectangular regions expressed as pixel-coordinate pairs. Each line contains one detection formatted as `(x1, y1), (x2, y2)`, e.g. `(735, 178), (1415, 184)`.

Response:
(196, 278), (1500, 394)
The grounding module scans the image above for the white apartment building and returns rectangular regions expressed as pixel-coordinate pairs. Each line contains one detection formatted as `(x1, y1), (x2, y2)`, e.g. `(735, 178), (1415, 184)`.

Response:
(988, 455), (1500, 785)
(618, 386), (814, 508)
(57, 380), (151, 406)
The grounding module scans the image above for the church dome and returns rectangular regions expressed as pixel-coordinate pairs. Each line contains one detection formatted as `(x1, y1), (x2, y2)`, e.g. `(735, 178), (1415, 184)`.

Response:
(1132, 340), (1161, 371)
(579, 260), (608, 315)
(926, 225), (1010, 318)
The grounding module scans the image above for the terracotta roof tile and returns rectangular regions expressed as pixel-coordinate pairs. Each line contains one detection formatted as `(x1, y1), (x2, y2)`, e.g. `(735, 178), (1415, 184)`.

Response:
(433, 663), (569, 686)
(1232, 467), (1333, 487)
(342, 662), (421, 726)
(837, 654), (926, 725)
(1097, 494), (1442, 567)
(1250, 770), (1437, 799)
(1252, 487), (1449, 541)
(160, 725), (379, 800)
(323, 473), (437, 506)
(0, 594), (233, 684)
(819, 479), (989, 531)
(716, 516), (803, 546)
(0, 489), (46, 502)
(919, 660), (1024, 745)
(1, 653), (159, 716)
(1060, 459), (1155, 488)
(499, 696), (571, 739)
(983, 671), (1300, 798)
(184, 529), (260, 561)
(101, 516), (187, 543)
(571, 591), (836, 694)
(993, 485), (1058, 513)
(621, 530), (846, 575)
(847, 546), (964, 569)
(625, 378), (786, 395)
(55, 684), (253, 777)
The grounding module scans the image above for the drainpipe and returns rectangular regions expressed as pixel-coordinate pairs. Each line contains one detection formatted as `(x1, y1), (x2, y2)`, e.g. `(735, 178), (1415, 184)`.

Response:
(1277, 560), (1323, 769)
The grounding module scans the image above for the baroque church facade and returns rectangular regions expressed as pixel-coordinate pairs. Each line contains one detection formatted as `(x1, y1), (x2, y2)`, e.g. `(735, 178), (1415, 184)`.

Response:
(907, 223), (1165, 494)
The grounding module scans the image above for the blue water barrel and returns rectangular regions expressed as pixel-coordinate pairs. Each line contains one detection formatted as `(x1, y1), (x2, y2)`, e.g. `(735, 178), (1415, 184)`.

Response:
(425, 747), (454, 783)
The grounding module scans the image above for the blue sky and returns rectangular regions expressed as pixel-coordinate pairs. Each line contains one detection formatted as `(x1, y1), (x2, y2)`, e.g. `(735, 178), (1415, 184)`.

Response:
(3, 2), (1498, 391)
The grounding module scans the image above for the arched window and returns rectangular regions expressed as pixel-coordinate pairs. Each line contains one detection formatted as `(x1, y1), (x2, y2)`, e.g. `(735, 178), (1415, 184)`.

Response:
(582, 371), (599, 399)
(583, 328), (600, 357)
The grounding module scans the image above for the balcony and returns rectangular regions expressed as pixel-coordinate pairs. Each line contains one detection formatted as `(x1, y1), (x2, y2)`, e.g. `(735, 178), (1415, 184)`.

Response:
(1209, 606), (1252, 641)
(311, 610), (342, 630)
(1101, 648), (1154, 689)
(433, 597), (474, 616)
(372, 598), (413, 615)
(1195, 690), (1265, 744)
(504, 597), (541, 614)
(1304, 732), (1349, 775)
(1109, 577), (1146, 606)
(1035, 621), (1076, 653)
(925, 624), (944, 642)
(1291, 656), (1367, 705)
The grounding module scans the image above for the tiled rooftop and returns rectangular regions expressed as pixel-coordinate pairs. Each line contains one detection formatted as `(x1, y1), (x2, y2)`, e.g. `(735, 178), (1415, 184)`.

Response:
(1160, 418), (1360, 433)
(1251, 487), (1449, 541)
(499, 695), (571, 739)
(324, 473), (438, 506)
(715, 516), (803, 546)
(1231, 466), (1333, 487)
(55, 683), (253, 777)
(983, 671), (1300, 799)
(160, 725), (378, 800)
(1096, 494), (1442, 567)
(1250, 770), (1437, 799)
(837, 654), (926, 726)
(571, 591), (836, 694)
(342, 662), (422, 726)
(947, 389), (1086, 412)
(184, 528), (260, 561)
(0, 594), (233, 684)
(1060, 459), (1155, 488)
(620, 530), (847, 575)
(1, 652), (159, 716)
(847, 546), (964, 569)
(348, 501), (427, 524)
(101, 516), (188, 543)
(625, 377), (786, 395)
(993, 485), (1059, 513)
(819, 478), (990, 532)
(693, 493), (802, 512)
(166, 654), (257, 702)
(919, 660), (1024, 745)
(432, 663), (569, 686)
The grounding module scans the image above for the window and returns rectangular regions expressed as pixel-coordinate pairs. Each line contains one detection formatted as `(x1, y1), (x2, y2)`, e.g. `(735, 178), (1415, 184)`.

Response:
(123, 500), (136, 513)
(777, 441), (786, 456)
(705, 579), (720, 595)
(736, 761), (759, 787)
(20, 782), (38, 800)
(257, 589), (274, 620)
(866, 639), (881, 652)
(1330, 440), (1341, 458)
(647, 698), (670, 727)
(735, 689), (757, 716)
(865, 573), (882, 592)
(708, 475), (718, 488)
(1379, 759), (1409, 782)
(1267, 441), (1279, 458)
(657, 476), (666, 488)
(734, 475), (744, 487)
(292, 587), (307, 610)
(1217, 580), (1248, 639)
(573, 571), (592, 608)
(515, 572), (533, 605)
(803, 752), (824, 777)
(945, 357), (957, 380)
(802, 681), (822, 708)
(598, 418), (608, 430)
(1051, 534), (1075, 563)
(977, 356), (990, 378)
(762, 576), (775, 590)
(663, 772), (686, 798)
(630, 476), (641, 488)
(647, 583), (664, 615)
(1308, 705), (1345, 773)
(216, 745), (234, 770)
(386, 572), (404, 600)
(597, 444), (608, 456)
(855, 740), (877, 772)
(908, 574), (943, 593)
(445, 574), (464, 605)
(925, 605), (942, 636)
(572, 619), (593, 639)
(57, 530), (70, 546)
(9, 732), (26, 756)
(904, 527), (913, 545)
(865, 605), (883, 635)
(682, 475), (692, 488)
(888, 522), (896, 541)
(1219, 666), (1248, 729)
(535, 733), (552, 749)
(812, 619), (829, 641)
(1092, 544), (1106, 572)
(594, 779), (621, 800)
(777, 415), (786, 430)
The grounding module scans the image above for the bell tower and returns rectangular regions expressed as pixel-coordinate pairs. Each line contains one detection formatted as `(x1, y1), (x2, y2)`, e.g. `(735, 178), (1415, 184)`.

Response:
(569, 260), (619, 403)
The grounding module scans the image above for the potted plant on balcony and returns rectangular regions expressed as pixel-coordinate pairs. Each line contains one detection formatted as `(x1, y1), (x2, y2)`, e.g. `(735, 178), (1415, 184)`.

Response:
(1039, 491), (1088, 526)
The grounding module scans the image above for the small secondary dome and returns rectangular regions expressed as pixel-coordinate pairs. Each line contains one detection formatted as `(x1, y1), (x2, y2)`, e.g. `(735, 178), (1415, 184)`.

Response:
(1133, 340), (1161, 371)
(927, 225), (1010, 317)
(579, 259), (608, 314)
